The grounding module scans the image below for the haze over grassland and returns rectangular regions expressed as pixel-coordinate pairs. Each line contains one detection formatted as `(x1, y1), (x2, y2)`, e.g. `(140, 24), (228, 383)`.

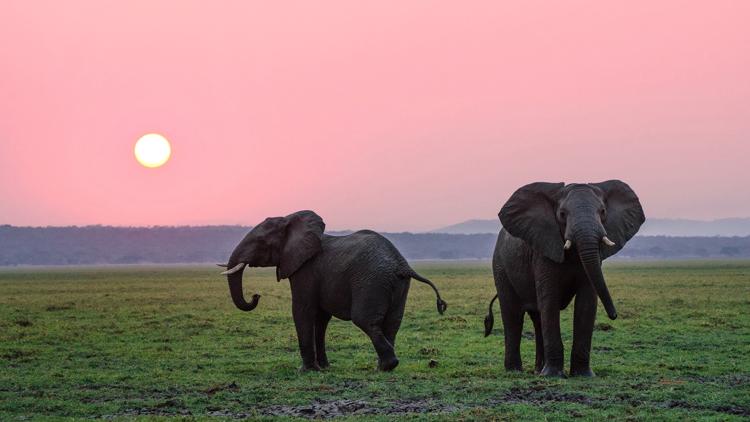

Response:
(2, 219), (750, 266)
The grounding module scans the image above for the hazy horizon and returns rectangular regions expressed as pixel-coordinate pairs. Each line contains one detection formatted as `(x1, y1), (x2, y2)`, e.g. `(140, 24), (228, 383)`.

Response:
(2, 2), (749, 231)
(4, 216), (750, 235)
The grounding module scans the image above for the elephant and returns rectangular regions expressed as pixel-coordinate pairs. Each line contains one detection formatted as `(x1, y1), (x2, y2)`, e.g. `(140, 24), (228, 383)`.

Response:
(483, 180), (644, 377)
(219, 210), (447, 372)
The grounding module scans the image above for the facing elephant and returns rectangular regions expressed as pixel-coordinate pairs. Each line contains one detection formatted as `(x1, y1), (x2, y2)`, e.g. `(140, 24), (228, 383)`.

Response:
(220, 210), (447, 372)
(485, 180), (644, 377)
(221, 211), (325, 312)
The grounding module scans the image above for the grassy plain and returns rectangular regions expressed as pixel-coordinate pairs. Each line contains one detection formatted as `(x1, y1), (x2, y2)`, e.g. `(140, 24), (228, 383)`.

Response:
(1, 260), (749, 420)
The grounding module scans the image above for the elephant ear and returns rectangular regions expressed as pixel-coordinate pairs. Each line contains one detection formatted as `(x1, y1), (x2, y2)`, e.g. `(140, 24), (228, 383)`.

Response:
(499, 182), (565, 263)
(277, 210), (325, 280)
(592, 180), (645, 260)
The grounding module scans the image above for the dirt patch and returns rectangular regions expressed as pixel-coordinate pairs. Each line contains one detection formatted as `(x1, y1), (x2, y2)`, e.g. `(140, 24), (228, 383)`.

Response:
(2, 349), (35, 361)
(107, 407), (192, 418)
(443, 315), (468, 325)
(14, 318), (33, 327)
(107, 379), (750, 419)
(419, 347), (439, 356)
(685, 373), (750, 386)
(594, 323), (614, 331)
(261, 398), (458, 418)
(660, 400), (750, 417)
(722, 374), (750, 386)
(496, 387), (592, 406)
(45, 303), (74, 311)
(261, 399), (369, 418)
(204, 381), (240, 396)
(112, 395), (456, 419)
(658, 378), (686, 385)
(153, 398), (183, 409)
(491, 385), (749, 417)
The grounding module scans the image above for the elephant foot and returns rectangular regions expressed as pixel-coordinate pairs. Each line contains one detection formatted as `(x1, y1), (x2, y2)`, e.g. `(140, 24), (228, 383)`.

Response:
(298, 363), (321, 373)
(570, 367), (596, 377)
(317, 359), (330, 369)
(539, 365), (567, 378)
(504, 356), (523, 372)
(378, 356), (399, 371)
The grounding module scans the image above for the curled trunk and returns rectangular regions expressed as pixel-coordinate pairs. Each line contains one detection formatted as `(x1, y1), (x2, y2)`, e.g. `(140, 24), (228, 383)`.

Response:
(576, 237), (618, 320)
(227, 264), (260, 311)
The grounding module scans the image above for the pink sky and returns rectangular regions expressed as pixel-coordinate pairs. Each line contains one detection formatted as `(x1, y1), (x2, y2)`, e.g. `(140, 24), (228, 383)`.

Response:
(1, 1), (749, 231)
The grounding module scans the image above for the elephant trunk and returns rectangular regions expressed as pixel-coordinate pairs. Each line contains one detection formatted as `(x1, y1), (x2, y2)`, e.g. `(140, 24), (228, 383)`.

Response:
(227, 263), (260, 312)
(575, 234), (618, 320)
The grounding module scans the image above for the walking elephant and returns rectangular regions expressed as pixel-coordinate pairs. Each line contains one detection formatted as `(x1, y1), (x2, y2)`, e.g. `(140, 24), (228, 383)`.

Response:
(484, 180), (644, 377)
(220, 210), (447, 372)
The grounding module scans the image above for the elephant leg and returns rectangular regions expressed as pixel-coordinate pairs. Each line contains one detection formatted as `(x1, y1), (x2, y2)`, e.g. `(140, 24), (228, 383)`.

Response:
(354, 318), (398, 371)
(570, 284), (597, 377)
(496, 268), (523, 371)
(529, 311), (545, 374)
(536, 273), (566, 378)
(383, 316), (402, 348)
(383, 279), (409, 348)
(291, 296), (319, 372)
(352, 287), (398, 371)
(499, 301), (524, 371)
(315, 312), (332, 369)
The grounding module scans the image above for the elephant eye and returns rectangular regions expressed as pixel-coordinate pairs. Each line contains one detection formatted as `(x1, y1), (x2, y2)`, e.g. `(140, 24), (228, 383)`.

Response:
(558, 210), (567, 220)
(599, 208), (607, 220)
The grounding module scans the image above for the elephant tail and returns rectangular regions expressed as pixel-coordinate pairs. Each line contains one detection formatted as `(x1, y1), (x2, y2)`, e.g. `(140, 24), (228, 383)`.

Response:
(484, 294), (498, 337)
(410, 271), (448, 315)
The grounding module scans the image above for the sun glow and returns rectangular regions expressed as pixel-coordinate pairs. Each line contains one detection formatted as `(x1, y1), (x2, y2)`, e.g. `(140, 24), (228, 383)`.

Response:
(134, 133), (171, 168)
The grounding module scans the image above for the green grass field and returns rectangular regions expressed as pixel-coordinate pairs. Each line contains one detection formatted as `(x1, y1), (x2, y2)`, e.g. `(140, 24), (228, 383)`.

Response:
(1, 261), (749, 421)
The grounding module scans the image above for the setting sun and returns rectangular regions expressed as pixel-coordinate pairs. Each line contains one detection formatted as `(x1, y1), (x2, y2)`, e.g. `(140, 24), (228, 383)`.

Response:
(134, 133), (171, 168)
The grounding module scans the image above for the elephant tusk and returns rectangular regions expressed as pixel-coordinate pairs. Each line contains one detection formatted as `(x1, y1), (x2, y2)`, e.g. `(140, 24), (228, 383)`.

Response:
(220, 263), (246, 275)
(216, 263), (228, 268)
(564, 239), (572, 250)
(602, 236), (616, 247)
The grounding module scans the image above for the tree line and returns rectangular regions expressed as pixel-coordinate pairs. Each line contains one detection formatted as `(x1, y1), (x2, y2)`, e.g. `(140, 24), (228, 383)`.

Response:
(1, 225), (749, 266)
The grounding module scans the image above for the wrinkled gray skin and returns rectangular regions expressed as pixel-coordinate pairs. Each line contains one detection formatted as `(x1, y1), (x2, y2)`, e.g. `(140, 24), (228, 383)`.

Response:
(223, 210), (447, 372)
(484, 181), (644, 378)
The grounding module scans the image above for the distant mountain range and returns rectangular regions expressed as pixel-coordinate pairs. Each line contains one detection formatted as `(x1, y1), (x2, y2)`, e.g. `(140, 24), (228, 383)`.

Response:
(430, 218), (750, 237)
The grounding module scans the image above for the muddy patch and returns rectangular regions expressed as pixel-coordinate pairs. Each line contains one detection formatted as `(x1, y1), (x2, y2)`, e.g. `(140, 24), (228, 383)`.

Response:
(491, 385), (749, 417)
(112, 397), (456, 419)
(594, 323), (614, 331)
(2, 349), (35, 361)
(660, 400), (750, 417)
(14, 318), (33, 327)
(106, 379), (750, 419)
(261, 398), (458, 418)
(495, 386), (592, 406)
(45, 303), (74, 312)
(419, 347), (439, 356)
(204, 381), (240, 396)
(684, 373), (750, 387)
(105, 406), (193, 419)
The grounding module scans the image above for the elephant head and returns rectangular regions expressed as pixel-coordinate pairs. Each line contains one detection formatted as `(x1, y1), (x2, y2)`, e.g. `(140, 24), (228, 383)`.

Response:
(220, 210), (325, 311)
(499, 180), (645, 320)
